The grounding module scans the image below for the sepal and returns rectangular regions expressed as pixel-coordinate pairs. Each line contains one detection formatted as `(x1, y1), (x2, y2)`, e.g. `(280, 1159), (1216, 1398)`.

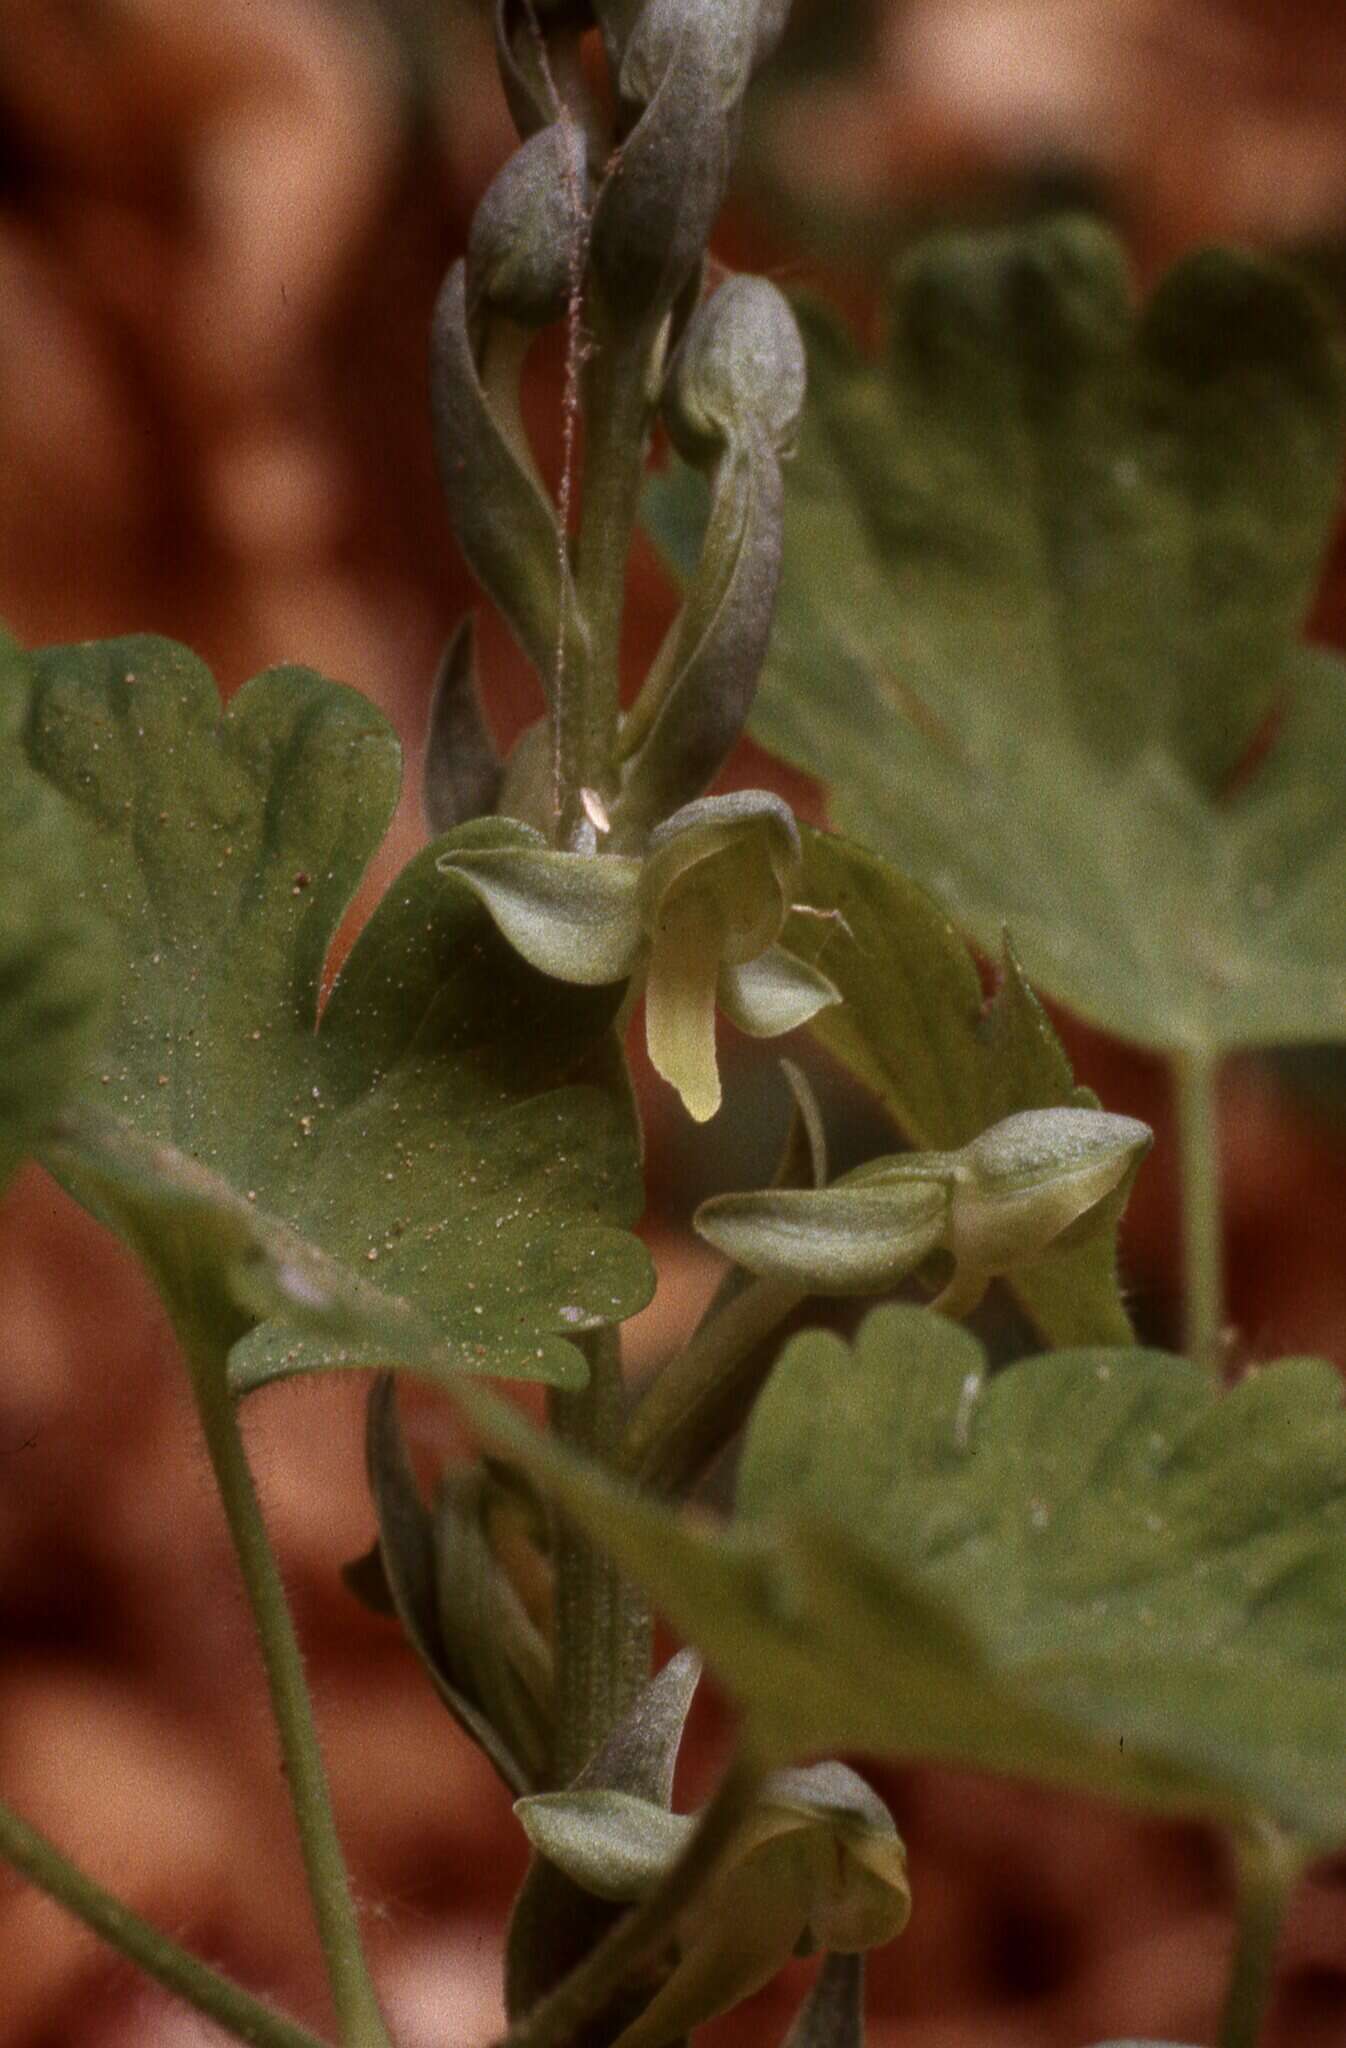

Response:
(696, 1179), (949, 1295)
(437, 840), (642, 985)
(720, 947), (840, 1039)
(640, 790), (801, 955)
(514, 1788), (695, 1902)
(949, 1107), (1152, 1284)
(607, 0), (789, 111)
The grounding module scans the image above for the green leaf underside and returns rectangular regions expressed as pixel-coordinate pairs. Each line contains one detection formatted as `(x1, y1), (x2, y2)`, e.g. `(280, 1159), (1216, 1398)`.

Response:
(469, 1309), (1346, 1846)
(0, 635), (110, 1189)
(21, 638), (652, 1390)
(649, 218), (1346, 1054)
(785, 829), (1136, 1345)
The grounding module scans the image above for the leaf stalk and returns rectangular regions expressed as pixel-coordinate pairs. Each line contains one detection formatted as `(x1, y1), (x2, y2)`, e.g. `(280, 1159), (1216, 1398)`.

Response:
(1217, 1819), (1302, 2048)
(189, 1354), (392, 2048)
(1172, 1044), (1225, 1372)
(621, 1274), (806, 1495)
(0, 1795), (334, 2048)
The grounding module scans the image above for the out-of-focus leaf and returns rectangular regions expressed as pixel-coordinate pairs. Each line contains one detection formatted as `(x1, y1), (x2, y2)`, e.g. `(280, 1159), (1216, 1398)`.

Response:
(0, 634), (109, 1189)
(468, 1308), (1346, 1847)
(22, 637), (652, 1391)
(649, 218), (1346, 1056)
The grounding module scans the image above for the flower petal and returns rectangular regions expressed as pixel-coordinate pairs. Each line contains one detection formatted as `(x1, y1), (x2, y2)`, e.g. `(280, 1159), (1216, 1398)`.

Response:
(638, 790), (801, 961)
(719, 946), (840, 1038)
(645, 887), (726, 1121)
(438, 846), (642, 985)
(694, 1181), (948, 1294)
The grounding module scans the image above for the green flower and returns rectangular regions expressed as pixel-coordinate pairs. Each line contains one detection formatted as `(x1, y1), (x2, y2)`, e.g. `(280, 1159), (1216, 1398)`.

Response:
(514, 1759), (909, 2048)
(437, 792), (840, 1121)
(696, 1106), (1152, 1316)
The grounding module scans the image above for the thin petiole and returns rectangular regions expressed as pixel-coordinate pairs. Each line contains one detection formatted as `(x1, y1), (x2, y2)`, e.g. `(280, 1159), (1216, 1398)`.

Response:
(0, 1795), (334, 2048)
(622, 1273), (806, 1496)
(1171, 1044), (1225, 1373)
(1216, 1819), (1302, 2048)
(189, 1357), (392, 2048)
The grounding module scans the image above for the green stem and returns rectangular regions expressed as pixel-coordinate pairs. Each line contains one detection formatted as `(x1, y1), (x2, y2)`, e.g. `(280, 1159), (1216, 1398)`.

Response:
(494, 1752), (761, 2048)
(622, 1274), (805, 1496)
(189, 1362), (392, 2048)
(1217, 1820), (1301, 2048)
(547, 1327), (651, 1784)
(0, 1796), (333, 2048)
(555, 289), (658, 843)
(1171, 1044), (1225, 1373)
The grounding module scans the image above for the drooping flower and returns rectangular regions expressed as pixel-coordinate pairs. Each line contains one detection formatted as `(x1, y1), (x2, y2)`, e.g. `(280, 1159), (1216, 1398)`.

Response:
(438, 790), (839, 1121)
(695, 1106), (1153, 1316)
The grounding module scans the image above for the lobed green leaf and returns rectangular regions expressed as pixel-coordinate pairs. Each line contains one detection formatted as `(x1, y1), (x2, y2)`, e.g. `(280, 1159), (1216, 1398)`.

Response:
(651, 218), (1346, 1055)
(21, 636), (652, 1391)
(0, 634), (110, 1190)
(470, 1308), (1346, 1847)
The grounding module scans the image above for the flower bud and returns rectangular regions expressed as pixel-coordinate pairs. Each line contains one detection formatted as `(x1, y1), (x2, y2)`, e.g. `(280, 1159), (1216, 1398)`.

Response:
(664, 276), (807, 461)
(588, 32), (729, 321)
(495, 0), (594, 138)
(947, 1107), (1152, 1281)
(467, 118), (590, 329)
(609, 0), (788, 113)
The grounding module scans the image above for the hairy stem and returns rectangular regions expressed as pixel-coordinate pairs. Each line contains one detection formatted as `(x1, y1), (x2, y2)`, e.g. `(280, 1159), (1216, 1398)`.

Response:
(1217, 1820), (1301, 2048)
(1171, 1044), (1225, 1373)
(493, 1752), (761, 2048)
(190, 1362), (391, 2048)
(622, 1274), (805, 1495)
(0, 1796), (333, 2048)
(548, 1327), (651, 1783)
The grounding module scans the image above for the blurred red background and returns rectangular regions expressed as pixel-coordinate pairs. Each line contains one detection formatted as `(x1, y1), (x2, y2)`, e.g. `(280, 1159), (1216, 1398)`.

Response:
(4, 3), (1346, 2042)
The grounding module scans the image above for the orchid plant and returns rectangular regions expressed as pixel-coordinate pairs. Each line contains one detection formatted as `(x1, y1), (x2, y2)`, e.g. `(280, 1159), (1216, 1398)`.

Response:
(3, 6), (1346, 2048)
